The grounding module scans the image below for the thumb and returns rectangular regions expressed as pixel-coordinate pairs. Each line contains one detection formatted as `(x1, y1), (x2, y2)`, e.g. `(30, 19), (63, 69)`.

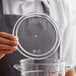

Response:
(0, 54), (5, 59)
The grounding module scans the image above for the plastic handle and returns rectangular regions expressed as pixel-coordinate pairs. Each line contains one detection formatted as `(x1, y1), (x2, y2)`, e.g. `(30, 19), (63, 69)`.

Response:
(14, 64), (21, 71)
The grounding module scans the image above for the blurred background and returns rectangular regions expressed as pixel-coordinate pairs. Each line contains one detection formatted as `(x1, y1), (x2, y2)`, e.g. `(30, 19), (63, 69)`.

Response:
(69, 0), (76, 74)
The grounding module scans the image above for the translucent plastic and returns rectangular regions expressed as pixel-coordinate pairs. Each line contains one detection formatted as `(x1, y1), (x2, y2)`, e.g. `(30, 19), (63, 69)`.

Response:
(12, 0), (61, 59)
(14, 59), (65, 76)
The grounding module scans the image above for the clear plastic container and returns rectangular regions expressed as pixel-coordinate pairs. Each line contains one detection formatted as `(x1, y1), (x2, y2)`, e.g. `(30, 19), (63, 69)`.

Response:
(14, 59), (65, 76)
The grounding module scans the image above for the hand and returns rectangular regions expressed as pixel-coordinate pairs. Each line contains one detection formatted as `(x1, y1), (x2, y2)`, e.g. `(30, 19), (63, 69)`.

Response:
(0, 32), (18, 59)
(65, 68), (75, 76)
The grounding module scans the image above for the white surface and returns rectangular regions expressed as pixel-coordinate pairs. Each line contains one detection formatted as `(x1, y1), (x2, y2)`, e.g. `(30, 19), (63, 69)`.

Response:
(69, 0), (76, 66)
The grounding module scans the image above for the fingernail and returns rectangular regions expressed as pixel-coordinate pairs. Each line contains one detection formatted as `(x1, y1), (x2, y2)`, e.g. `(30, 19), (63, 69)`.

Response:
(14, 36), (19, 41)
(13, 46), (18, 50)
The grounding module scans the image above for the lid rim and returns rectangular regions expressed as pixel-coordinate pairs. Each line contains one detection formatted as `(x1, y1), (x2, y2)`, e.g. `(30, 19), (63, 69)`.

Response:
(13, 13), (60, 59)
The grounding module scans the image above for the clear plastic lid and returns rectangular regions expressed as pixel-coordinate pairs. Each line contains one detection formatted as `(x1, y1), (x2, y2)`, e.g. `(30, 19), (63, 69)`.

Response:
(13, 13), (60, 59)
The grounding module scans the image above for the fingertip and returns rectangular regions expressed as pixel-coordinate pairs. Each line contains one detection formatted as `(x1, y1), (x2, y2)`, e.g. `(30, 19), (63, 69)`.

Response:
(13, 46), (18, 50)
(12, 36), (18, 41)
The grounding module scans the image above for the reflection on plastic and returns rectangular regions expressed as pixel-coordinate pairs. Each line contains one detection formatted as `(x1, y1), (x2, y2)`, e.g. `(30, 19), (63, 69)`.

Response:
(44, 69), (56, 76)
(21, 70), (61, 76)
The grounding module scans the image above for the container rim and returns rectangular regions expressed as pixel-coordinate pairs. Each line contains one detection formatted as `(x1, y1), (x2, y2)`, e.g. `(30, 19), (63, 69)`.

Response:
(19, 59), (65, 65)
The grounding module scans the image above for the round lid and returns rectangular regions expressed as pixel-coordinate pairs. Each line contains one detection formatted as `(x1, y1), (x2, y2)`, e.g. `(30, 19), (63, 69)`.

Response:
(13, 13), (60, 59)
